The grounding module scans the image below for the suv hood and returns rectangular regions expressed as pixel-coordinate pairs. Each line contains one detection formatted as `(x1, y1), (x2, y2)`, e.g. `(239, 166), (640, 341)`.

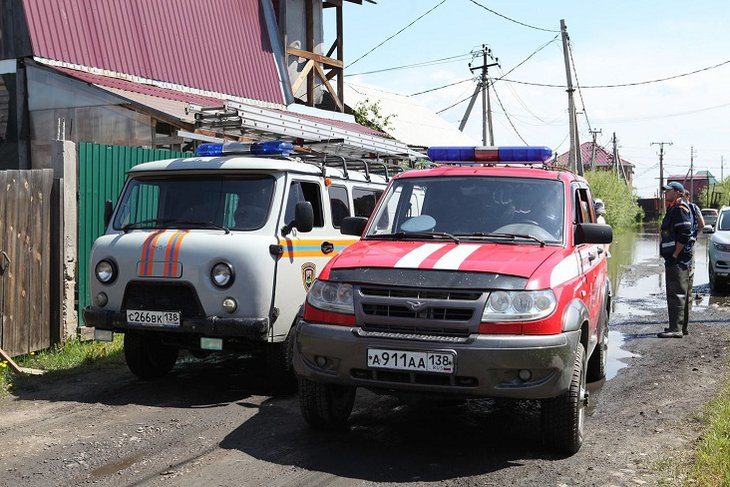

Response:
(330, 240), (560, 279)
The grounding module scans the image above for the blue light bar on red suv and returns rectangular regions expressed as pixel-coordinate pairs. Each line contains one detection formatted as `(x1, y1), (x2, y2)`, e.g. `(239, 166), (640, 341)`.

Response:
(427, 146), (553, 163)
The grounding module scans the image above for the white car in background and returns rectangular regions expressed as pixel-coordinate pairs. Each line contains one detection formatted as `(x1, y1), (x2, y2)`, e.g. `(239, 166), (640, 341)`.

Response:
(705, 206), (730, 291)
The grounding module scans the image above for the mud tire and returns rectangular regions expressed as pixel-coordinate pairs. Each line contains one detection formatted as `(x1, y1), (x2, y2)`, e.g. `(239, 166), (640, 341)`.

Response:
(298, 377), (355, 430)
(124, 332), (179, 380)
(264, 333), (297, 395)
(541, 343), (586, 455)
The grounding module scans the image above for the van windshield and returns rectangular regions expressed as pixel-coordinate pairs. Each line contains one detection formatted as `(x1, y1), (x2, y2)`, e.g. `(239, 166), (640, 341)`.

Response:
(112, 175), (275, 231)
(366, 176), (565, 244)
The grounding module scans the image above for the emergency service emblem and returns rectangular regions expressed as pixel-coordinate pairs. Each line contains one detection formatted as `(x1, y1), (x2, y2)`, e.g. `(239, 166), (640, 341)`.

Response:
(301, 262), (316, 291)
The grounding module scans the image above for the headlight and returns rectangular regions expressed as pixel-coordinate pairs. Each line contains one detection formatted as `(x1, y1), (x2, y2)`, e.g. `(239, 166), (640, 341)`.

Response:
(307, 280), (354, 314)
(713, 241), (730, 252)
(211, 262), (234, 288)
(482, 290), (556, 322)
(95, 260), (116, 284)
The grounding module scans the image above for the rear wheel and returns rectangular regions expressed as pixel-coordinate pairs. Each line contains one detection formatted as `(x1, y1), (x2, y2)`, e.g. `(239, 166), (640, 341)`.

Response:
(541, 343), (587, 455)
(124, 332), (179, 379)
(587, 307), (609, 382)
(298, 377), (356, 430)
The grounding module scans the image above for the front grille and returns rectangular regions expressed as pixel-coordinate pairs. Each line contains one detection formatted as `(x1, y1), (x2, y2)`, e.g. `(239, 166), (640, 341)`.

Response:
(122, 281), (205, 318)
(355, 285), (487, 336)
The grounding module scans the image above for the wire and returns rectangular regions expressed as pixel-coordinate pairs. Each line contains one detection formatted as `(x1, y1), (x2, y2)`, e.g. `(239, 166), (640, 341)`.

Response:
(491, 83), (529, 144)
(349, 0), (448, 67)
(466, 0), (559, 33)
(497, 58), (730, 88)
(347, 52), (472, 77)
(408, 78), (474, 96)
(498, 34), (560, 80)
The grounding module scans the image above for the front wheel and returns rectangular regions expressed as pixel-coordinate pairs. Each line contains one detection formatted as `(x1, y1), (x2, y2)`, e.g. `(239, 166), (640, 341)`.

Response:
(124, 332), (179, 380)
(709, 264), (725, 291)
(298, 377), (356, 430)
(541, 343), (587, 455)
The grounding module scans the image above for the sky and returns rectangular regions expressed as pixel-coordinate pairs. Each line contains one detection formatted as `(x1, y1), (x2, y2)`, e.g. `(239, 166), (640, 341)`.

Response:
(324, 0), (730, 198)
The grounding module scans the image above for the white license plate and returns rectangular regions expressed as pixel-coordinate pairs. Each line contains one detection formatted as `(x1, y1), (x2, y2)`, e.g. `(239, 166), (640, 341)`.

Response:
(126, 309), (181, 327)
(367, 348), (455, 374)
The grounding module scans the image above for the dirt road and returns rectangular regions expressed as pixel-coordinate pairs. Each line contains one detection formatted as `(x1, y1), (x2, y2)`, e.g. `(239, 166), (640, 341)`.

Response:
(1, 243), (729, 486)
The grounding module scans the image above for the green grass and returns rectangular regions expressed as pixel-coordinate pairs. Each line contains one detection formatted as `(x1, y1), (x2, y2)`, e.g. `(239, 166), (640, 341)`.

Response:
(0, 335), (124, 395)
(688, 383), (730, 486)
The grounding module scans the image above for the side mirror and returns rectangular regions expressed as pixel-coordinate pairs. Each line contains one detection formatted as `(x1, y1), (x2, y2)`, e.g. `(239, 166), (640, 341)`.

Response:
(281, 201), (314, 236)
(702, 224), (715, 234)
(574, 222), (613, 245)
(340, 216), (368, 236)
(103, 200), (113, 228)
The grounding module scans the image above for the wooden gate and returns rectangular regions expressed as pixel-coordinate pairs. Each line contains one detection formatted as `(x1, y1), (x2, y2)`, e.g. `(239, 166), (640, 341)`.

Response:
(0, 169), (53, 356)
(77, 143), (193, 323)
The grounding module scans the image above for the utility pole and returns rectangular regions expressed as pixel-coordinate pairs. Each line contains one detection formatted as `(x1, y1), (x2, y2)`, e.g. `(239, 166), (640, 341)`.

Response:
(722, 155), (724, 182)
(588, 128), (602, 170)
(651, 141), (672, 208)
(689, 146), (695, 199)
(461, 45), (499, 145)
(560, 19), (582, 175)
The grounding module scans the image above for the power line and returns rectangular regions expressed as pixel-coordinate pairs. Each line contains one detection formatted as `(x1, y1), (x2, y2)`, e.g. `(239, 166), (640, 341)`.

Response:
(496, 58), (730, 88)
(491, 83), (529, 144)
(347, 52), (472, 77)
(466, 0), (559, 33)
(349, 0), (447, 67)
(408, 77), (474, 96)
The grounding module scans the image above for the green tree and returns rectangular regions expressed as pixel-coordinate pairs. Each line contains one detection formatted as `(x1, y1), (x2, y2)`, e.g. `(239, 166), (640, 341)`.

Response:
(354, 98), (395, 133)
(583, 170), (643, 228)
(699, 179), (730, 208)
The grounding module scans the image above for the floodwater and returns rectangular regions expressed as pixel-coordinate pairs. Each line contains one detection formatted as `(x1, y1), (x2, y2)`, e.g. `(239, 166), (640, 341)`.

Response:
(603, 223), (730, 379)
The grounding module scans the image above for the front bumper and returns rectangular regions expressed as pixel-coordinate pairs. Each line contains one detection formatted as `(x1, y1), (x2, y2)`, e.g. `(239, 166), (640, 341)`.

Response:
(82, 307), (269, 340)
(293, 321), (581, 400)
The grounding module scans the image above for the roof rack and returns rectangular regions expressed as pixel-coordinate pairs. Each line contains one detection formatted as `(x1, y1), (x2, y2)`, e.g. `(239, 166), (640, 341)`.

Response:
(187, 101), (421, 161)
(296, 153), (406, 182)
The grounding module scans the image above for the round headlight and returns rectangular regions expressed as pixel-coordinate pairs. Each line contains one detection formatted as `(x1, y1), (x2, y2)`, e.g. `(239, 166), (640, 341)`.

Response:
(95, 260), (116, 284)
(489, 291), (510, 312)
(211, 262), (234, 288)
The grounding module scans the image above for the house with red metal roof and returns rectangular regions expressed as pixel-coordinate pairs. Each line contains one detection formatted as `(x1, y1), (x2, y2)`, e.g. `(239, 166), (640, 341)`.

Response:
(667, 170), (718, 202)
(0, 0), (407, 169)
(556, 141), (635, 188)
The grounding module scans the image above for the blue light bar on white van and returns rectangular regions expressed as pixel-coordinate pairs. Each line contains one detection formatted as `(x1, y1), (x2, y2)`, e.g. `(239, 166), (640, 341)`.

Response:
(427, 146), (553, 163)
(195, 141), (294, 157)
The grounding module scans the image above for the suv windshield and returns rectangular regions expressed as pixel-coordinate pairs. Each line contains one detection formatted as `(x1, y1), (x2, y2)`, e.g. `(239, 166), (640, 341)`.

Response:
(718, 211), (730, 231)
(366, 176), (564, 244)
(113, 175), (275, 231)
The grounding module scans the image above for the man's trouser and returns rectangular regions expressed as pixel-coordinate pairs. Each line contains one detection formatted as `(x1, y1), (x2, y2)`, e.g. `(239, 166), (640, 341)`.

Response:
(684, 257), (695, 333)
(666, 263), (690, 332)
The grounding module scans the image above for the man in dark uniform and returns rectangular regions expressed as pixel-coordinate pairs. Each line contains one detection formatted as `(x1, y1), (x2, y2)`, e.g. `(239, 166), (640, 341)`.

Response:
(658, 181), (694, 338)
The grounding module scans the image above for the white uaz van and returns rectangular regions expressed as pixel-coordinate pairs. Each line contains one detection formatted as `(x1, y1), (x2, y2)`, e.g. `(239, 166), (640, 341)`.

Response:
(83, 141), (392, 383)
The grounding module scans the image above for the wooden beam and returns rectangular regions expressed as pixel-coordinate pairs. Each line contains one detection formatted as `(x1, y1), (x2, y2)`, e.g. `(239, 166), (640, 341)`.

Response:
(324, 68), (338, 81)
(287, 47), (343, 69)
(0, 345), (45, 375)
(291, 59), (314, 94)
(314, 63), (344, 112)
(323, 0), (343, 7)
(325, 39), (337, 58)
(306, 0), (315, 106)
(336, 3), (344, 108)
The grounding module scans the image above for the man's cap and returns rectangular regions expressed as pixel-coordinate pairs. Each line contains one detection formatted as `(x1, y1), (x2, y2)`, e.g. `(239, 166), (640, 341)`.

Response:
(662, 181), (685, 193)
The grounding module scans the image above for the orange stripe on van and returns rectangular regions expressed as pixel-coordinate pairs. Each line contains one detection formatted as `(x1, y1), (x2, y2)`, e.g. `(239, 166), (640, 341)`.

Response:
(163, 230), (185, 277)
(144, 230), (167, 276)
(170, 230), (190, 276)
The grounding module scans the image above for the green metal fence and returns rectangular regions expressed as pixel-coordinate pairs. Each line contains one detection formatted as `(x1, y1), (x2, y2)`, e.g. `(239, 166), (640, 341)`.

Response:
(78, 143), (193, 324)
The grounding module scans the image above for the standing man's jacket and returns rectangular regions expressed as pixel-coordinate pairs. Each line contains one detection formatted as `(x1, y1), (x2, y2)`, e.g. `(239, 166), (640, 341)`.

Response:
(660, 198), (694, 267)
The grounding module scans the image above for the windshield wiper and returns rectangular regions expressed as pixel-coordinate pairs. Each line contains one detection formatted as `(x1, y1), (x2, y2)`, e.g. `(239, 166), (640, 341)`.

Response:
(455, 232), (545, 247)
(122, 218), (176, 233)
(371, 231), (460, 244)
(122, 219), (230, 234)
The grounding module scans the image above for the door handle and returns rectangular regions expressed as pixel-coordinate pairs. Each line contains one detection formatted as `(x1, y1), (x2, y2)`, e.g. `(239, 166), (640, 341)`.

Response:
(587, 252), (596, 262)
(321, 241), (334, 254)
(597, 247), (604, 255)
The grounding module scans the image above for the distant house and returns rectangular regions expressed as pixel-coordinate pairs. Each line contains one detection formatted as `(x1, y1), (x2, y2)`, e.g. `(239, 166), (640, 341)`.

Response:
(556, 142), (635, 188)
(667, 170), (717, 202)
(0, 0), (409, 170)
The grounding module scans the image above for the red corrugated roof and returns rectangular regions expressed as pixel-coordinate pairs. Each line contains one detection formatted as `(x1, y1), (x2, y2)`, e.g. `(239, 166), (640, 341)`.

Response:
(556, 141), (634, 168)
(23, 0), (285, 105)
(56, 67), (223, 106)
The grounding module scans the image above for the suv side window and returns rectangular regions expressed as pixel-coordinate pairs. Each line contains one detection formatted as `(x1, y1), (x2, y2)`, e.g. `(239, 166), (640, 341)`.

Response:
(285, 181), (324, 227)
(353, 188), (383, 218)
(328, 185), (350, 228)
(575, 188), (594, 224)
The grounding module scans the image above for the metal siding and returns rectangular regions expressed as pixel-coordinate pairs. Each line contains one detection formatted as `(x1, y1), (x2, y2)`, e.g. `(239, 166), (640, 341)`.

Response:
(77, 143), (194, 324)
(23, 0), (284, 104)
